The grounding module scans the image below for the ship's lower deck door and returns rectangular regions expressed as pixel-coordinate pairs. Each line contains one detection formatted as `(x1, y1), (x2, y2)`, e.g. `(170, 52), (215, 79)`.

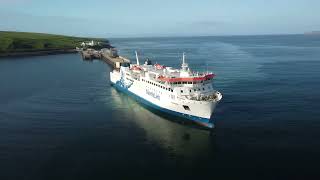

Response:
(183, 105), (190, 111)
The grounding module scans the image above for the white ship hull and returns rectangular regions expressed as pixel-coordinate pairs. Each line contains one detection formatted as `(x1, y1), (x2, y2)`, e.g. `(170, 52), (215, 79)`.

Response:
(110, 70), (221, 128)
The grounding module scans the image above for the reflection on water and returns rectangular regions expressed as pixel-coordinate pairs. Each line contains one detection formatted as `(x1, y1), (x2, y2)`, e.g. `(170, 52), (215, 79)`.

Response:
(109, 88), (215, 158)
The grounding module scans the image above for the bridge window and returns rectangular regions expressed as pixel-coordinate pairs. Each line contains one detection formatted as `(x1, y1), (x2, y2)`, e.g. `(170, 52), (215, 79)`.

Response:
(181, 90), (183, 93)
(189, 90), (192, 93)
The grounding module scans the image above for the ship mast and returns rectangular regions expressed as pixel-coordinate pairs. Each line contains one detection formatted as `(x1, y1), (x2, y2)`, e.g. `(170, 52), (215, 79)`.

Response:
(181, 52), (188, 71)
(180, 52), (190, 77)
(135, 51), (140, 65)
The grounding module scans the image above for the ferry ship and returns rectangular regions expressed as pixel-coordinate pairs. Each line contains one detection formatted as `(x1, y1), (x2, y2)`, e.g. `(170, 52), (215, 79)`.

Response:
(110, 52), (222, 128)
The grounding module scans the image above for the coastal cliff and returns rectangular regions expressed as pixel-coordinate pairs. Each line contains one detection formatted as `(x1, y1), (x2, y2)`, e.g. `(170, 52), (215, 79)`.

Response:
(0, 31), (109, 57)
(304, 31), (320, 35)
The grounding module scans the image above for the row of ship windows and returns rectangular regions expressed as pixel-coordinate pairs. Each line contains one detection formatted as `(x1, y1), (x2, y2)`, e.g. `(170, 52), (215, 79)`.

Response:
(142, 79), (174, 92)
(171, 80), (209, 85)
(126, 77), (133, 81)
(180, 87), (207, 93)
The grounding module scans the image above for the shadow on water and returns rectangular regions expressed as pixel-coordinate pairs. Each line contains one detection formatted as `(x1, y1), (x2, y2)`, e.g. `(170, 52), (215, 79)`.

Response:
(109, 88), (217, 158)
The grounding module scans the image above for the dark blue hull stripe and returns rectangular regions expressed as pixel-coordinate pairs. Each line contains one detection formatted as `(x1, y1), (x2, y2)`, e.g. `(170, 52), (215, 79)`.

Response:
(111, 81), (214, 128)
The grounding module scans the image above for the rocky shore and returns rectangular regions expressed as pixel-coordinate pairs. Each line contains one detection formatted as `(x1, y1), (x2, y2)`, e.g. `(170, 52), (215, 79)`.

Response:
(0, 49), (78, 58)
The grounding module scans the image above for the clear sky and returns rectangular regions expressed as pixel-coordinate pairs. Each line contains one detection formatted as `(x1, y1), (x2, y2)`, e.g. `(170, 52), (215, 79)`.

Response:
(0, 0), (319, 37)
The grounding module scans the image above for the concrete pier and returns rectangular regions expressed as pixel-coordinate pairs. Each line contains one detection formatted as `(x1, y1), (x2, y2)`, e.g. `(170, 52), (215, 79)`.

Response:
(100, 53), (130, 69)
(80, 48), (130, 68)
(81, 49), (101, 60)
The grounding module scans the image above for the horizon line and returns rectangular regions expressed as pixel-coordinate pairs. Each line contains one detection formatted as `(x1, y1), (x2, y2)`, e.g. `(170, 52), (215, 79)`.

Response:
(1, 30), (306, 39)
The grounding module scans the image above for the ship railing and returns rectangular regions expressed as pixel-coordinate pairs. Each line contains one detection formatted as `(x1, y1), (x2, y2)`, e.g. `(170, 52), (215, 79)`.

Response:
(185, 91), (221, 102)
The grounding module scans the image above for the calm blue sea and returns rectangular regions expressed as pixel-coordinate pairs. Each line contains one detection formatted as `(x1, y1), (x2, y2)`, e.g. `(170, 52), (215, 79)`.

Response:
(1, 35), (320, 179)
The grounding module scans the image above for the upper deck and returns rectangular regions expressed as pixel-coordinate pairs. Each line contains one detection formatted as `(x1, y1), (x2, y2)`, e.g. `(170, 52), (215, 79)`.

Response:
(115, 52), (221, 102)
(127, 52), (215, 85)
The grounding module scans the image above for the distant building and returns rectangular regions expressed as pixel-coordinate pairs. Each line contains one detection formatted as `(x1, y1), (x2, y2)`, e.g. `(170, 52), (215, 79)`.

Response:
(81, 40), (99, 47)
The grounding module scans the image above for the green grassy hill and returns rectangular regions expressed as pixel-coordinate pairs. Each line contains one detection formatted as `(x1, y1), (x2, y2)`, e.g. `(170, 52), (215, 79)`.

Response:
(0, 31), (109, 53)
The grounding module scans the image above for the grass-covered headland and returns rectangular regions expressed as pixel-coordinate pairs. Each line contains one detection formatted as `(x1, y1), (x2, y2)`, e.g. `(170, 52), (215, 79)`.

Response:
(0, 31), (109, 57)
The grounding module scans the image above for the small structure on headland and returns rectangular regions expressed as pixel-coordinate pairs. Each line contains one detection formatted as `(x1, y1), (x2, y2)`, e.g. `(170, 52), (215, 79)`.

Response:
(81, 40), (100, 47)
